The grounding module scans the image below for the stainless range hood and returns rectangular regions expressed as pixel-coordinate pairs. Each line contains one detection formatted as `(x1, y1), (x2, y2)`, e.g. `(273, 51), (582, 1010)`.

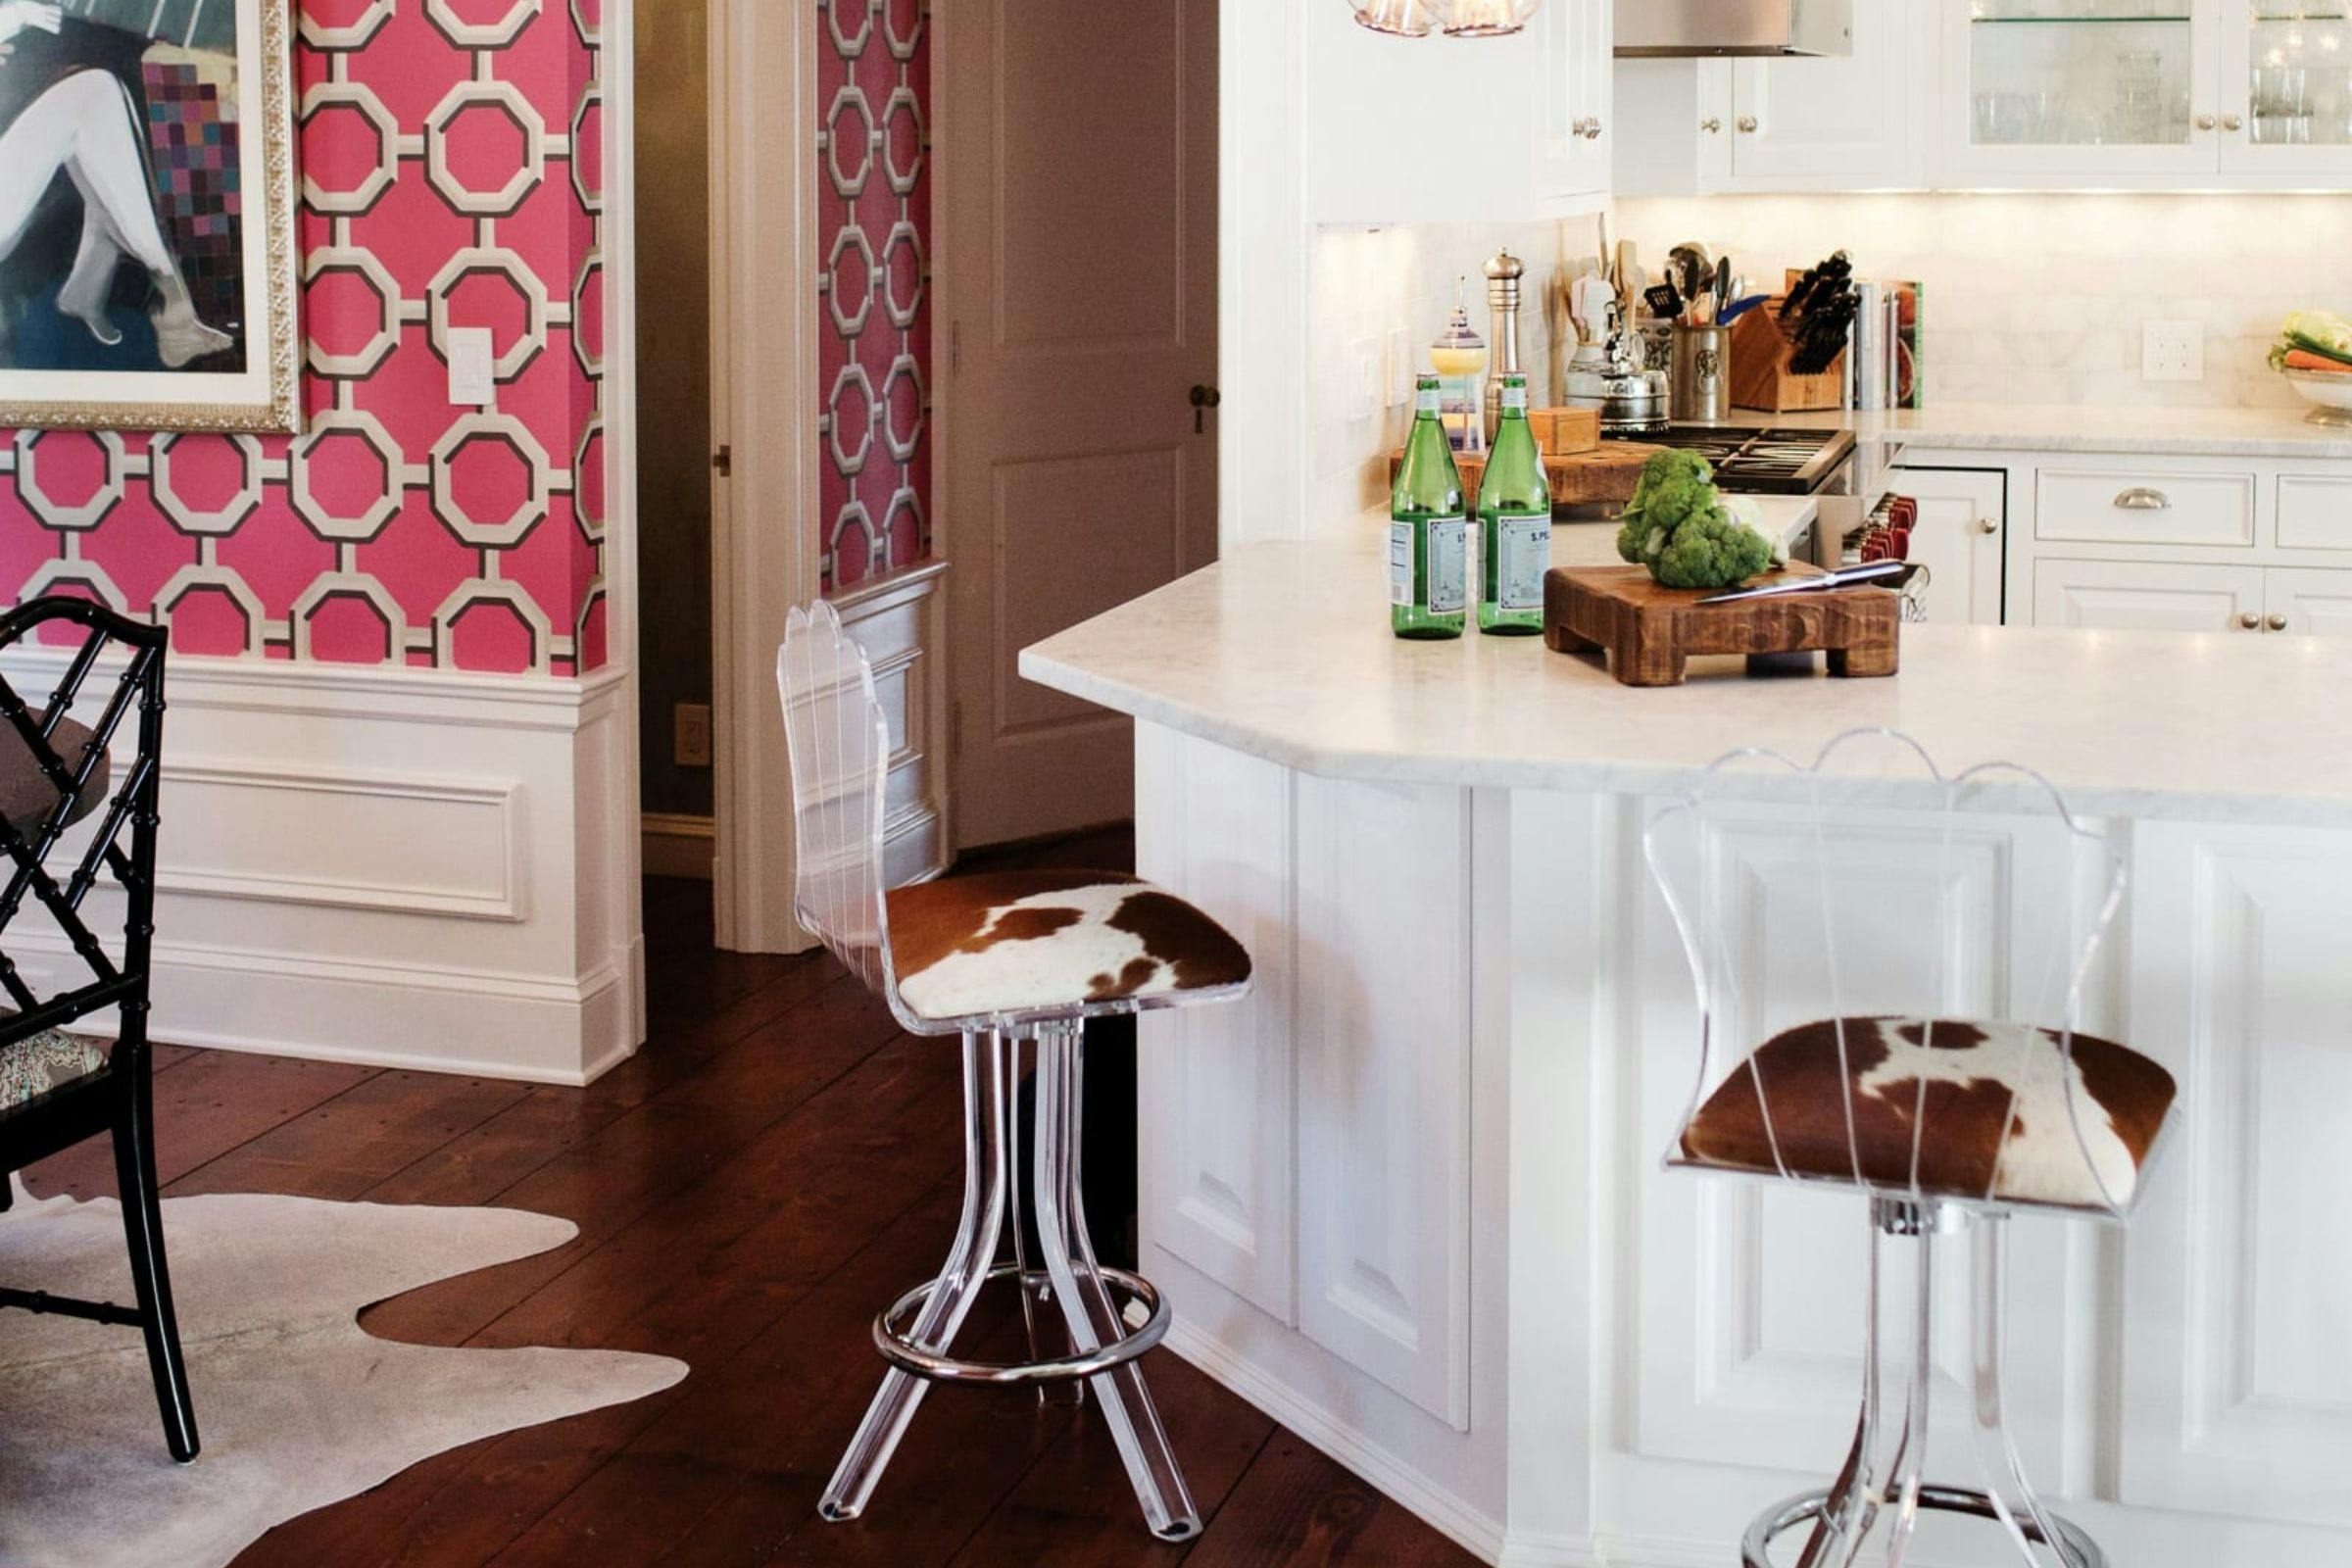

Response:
(1613, 0), (1853, 58)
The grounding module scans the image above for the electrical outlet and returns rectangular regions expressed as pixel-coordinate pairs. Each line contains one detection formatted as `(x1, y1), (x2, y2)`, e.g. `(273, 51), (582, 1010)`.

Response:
(2142, 319), (2205, 382)
(674, 703), (712, 768)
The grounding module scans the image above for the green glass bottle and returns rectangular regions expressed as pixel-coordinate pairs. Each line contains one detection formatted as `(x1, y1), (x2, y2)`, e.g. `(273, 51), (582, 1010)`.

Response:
(1478, 372), (1550, 636)
(1392, 373), (1467, 640)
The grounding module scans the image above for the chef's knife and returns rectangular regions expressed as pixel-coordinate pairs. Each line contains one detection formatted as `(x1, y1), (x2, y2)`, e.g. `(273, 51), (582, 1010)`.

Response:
(1695, 560), (1913, 605)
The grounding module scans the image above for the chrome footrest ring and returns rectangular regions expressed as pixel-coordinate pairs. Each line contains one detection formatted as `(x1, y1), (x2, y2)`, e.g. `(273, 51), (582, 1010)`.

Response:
(1742, 1485), (2105, 1568)
(873, 1260), (1170, 1386)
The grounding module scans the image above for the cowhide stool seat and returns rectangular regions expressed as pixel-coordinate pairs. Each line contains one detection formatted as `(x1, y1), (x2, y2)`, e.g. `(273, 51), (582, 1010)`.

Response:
(1645, 733), (2182, 1568)
(777, 603), (1250, 1543)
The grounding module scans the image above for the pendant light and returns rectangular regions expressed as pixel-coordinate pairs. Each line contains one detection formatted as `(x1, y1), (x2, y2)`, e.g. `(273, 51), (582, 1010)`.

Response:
(1346, 0), (1449, 36)
(1443, 0), (1542, 36)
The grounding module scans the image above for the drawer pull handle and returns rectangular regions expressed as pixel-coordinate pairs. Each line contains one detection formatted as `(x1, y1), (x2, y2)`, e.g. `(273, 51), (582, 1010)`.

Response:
(2113, 487), (2172, 511)
(2268, 613), (2290, 632)
(2238, 612), (2262, 630)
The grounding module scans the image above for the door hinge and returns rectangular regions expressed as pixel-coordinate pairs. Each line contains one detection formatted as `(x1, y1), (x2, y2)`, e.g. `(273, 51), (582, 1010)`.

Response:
(949, 698), (963, 760)
(712, 444), (733, 478)
(951, 319), (961, 376)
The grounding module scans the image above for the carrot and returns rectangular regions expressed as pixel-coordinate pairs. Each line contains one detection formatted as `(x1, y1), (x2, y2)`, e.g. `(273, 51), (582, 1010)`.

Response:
(2285, 348), (2352, 373)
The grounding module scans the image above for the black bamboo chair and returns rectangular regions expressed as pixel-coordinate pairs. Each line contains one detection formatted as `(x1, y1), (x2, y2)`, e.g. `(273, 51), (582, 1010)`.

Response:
(0, 597), (193, 1462)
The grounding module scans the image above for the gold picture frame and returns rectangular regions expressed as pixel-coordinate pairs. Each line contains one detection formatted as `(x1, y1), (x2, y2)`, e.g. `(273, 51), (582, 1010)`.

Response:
(0, 0), (301, 434)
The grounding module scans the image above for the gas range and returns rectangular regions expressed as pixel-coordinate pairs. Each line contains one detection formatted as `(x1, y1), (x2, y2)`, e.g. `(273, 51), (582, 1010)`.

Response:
(1611, 424), (1859, 497)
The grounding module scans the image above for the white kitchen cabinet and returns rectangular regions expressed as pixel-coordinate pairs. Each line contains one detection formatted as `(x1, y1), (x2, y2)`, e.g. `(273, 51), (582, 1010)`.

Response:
(2265, 566), (2352, 635)
(1306, 0), (1609, 225)
(1614, 0), (1922, 194)
(2031, 557), (2267, 632)
(1892, 465), (2005, 624)
(2123, 822), (2352, 1530)
(1541, 0), (1614, 202)
(1715, 2), (1922, 187)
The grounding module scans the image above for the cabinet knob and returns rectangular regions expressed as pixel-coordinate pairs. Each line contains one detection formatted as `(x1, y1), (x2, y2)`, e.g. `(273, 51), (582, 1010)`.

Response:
(2195, 113), (2218, 130)
(1583, 118), (1605, 140)
(1737, 116), (1759, 133)
(1976, 516), (1998, 535)
(2238, 612), (2263, 630)
(2267, 613), (2290, 632)
(1701, 117), (1722, 133)
(2223, 113), (2245, 132)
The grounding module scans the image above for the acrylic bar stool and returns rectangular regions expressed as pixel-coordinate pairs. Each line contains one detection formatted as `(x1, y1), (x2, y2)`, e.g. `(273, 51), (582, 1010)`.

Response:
(776, 602), (1251, 1542)
(1643, 729), (2180, 1568)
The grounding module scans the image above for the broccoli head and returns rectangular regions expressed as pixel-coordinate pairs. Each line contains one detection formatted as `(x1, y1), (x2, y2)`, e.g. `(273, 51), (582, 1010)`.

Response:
(1613, 449), (1774, 590)
(1653, 505), (1774, 590)
(1616, 450), (1718, 568)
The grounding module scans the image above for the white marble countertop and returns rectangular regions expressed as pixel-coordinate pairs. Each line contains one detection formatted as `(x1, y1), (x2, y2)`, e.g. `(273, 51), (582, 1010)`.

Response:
(1773, 401), (2352, 461)
(1023, 521), (2352, 826)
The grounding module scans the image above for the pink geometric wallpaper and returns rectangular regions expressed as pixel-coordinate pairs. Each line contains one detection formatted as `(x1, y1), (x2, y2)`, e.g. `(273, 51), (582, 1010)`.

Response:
(0, 0), (610, 677)
(816, 0), (930, 595)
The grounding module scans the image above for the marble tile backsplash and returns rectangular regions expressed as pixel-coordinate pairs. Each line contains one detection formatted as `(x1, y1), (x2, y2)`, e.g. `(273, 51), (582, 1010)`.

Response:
(1614, 193), (2350, 412)
(1309, 220), (1576, 531)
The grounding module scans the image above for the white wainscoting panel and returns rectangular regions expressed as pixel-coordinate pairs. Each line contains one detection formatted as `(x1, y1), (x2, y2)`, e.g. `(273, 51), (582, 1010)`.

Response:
(1135, 724), (1298, 1326)
(1, 651), (644, 1085)
(2123, 823), (2352, 1530)
(1294, 771), (1473, 1430)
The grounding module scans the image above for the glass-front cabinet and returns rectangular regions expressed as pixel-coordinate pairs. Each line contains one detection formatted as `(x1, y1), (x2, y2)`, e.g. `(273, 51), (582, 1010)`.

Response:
(2222, 0), (2352, 174)
(1936, 0), (2352, 183)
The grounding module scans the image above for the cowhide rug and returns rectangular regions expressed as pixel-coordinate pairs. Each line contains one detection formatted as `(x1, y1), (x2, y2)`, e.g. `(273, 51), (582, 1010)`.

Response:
(0, 1184), (687, 1568)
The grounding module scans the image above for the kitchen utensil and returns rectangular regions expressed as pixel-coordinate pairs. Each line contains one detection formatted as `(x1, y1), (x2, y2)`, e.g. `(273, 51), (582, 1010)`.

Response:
(1666, 243), (1711, 308)
(1695, 558), (1911, 605)
(1644, 282), (1684, 319)
(1715, 256), (1734, 314)
(1483, 249), (1528, 443)
(1544, 563), (1901, 687)
(1718, 293), (1770, 326)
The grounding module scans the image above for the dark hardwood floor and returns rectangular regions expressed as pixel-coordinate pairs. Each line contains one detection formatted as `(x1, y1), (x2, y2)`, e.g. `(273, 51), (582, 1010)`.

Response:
(23, 868), (1479, 1568)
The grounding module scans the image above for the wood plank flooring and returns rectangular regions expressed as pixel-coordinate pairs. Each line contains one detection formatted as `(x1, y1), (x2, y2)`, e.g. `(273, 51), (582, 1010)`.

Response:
(21, 874), (1480, 1568)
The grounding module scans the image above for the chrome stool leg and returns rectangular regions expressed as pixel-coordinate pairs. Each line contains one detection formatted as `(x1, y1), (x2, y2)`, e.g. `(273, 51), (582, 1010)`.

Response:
(1744, 1202), (2105, 1568)
(819, 1030), (1010, 1523)
(1033, 1019), (1202, 1543)
(1004, 1032), (1083, 1409)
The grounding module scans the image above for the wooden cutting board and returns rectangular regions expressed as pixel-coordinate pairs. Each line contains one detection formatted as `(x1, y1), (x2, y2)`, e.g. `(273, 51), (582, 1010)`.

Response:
(1544, 564), (1899, 688)
(1389, 440), (1665, 509)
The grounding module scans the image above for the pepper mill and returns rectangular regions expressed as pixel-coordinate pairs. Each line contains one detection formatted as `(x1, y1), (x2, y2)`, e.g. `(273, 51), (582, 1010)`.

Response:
(1483, 248), (1527, 443)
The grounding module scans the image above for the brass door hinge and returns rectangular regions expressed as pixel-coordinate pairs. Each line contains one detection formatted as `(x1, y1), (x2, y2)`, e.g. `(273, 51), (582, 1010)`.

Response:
(712, 445), (733, 477)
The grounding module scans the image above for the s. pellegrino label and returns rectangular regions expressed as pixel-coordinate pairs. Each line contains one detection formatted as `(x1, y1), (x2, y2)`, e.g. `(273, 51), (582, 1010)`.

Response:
(1478, 372), (1550, 636)
(1392, 373), (1467, 640)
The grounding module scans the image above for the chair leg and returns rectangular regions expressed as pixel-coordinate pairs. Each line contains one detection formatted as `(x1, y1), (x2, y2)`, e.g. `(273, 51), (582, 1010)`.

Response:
(113, 1067), (198, 1463)
(819, 1030), (1010, 1523)
(1789, 1200), (1932, 1568)
(1969, 1217), (2088, 1568)
(1033, 1019), (1200, 1543)
(1004, 1033), (1081, 1410)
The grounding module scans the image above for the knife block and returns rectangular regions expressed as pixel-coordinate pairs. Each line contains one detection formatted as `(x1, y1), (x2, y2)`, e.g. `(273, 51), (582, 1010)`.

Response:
(1730, 300), (1847, 414)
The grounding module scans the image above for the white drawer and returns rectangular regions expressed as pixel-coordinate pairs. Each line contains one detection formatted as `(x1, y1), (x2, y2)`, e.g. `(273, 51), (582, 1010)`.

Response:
(2278, 474), (2352, 552)
(2034, 466), (2255, 548)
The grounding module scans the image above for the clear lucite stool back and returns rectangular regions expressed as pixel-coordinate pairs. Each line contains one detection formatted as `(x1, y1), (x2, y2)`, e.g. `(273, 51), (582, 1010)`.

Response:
(1642, 726), (2167, 1222)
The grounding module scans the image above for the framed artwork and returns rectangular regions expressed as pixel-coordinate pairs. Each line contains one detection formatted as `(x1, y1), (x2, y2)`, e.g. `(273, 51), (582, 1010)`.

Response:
(0, 0), (298, 433)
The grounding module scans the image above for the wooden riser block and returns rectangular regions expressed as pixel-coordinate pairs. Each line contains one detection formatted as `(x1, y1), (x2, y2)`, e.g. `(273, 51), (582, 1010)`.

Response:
(1543, 564), (1900, 688)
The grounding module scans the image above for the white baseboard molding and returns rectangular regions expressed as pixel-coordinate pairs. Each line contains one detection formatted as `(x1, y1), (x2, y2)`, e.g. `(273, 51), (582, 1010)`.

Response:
(643, 811), (716, 880)
(1, 648), (646, 1084)
(1163, 1320), (1533, 1566)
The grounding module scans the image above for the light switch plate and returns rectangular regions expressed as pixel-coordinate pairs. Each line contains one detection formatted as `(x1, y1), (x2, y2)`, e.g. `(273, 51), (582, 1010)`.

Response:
(2142, 319), (2204, 382)
(674, 703), (712, 768)
(447, 327), (496, 406)
(1348, 337), (1378, 420)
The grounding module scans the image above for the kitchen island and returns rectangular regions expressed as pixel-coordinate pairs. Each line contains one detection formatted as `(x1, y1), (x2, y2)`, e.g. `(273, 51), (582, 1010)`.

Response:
(1021, 523), (2352, 1568)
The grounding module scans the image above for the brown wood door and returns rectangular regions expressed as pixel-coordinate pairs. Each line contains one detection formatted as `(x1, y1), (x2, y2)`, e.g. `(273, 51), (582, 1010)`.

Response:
(943, 0), (1218, 851)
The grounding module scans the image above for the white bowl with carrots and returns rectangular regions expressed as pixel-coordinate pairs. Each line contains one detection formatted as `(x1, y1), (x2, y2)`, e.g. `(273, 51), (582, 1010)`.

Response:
(2274, 311), (2352, 427)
